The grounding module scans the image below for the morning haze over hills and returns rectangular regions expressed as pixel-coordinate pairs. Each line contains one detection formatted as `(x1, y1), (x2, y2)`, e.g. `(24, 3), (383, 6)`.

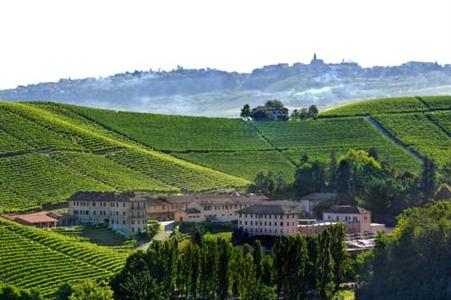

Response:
(2, 54), (451, 116)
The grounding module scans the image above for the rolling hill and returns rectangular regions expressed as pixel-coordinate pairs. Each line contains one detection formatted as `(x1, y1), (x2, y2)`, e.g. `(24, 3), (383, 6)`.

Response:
(0, 217), (126, 297)
(0, 96), (450, 213)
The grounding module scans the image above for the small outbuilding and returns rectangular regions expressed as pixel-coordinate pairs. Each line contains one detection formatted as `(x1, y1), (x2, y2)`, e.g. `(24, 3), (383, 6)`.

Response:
(15, 214), (58, 228)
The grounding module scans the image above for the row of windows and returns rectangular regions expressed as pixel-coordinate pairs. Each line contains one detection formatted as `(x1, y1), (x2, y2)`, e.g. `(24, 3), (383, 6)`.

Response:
(72, 201), (122, 208)
(326, 215), (358, 222)
(240, 213), (295, 219)
(240, 220), (296, 227)
(247, 227), (296, 234)
(73, 210), (126, 217)
(203, 204), (245, 211)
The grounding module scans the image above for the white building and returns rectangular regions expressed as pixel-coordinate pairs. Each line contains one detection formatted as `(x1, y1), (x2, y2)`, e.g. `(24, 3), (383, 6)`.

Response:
(237, 202), (302, 236)
(322, 205), (384, 234)
(68, 192), (150, 237)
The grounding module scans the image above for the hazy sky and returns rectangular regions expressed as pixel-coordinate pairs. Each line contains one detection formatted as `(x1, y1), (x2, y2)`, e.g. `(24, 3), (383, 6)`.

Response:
(0, 0), (450, 89)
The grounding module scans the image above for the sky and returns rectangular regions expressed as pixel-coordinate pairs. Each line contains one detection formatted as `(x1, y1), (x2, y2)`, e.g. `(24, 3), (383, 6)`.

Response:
(0, 0), (450, 89)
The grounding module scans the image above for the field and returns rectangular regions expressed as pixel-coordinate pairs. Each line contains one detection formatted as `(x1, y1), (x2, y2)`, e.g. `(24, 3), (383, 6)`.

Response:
(68, 105), (272, 151)
(372, 113), (451, 167)
(420, 95), (451, 110)
(0, 102), (249, 212)
(175, 150), (295, 181)
(320, 97), (427, 117)
(0, 218), (126, 297)
(427, 111), (451, 135)
(254, 118), (421, 172)
(0, 96), (450, 213)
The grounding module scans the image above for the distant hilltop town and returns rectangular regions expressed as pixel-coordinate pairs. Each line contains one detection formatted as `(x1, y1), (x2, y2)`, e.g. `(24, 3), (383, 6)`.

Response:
(1, 54), (451, 117)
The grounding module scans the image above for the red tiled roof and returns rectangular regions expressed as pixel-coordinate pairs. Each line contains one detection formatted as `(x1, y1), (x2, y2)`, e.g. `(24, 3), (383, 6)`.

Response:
(15, 214), (57, 224)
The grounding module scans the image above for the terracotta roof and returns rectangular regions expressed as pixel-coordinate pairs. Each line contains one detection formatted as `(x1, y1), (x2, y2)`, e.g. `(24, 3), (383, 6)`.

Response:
(15, 214), (57, 224)
(323, 205), (368, 214)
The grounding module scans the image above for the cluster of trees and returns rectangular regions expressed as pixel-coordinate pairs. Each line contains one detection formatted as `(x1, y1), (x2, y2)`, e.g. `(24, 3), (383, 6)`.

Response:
(110, 224), (349, 300)
(252, 148), (443, 224)
(0, 284), (42, 300)
(240, 100), (289, 121)
(291, 105), (319, 120)
(356, 200), (450, 299)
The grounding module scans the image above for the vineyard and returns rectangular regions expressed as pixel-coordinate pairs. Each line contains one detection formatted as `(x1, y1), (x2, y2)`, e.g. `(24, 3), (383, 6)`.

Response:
(372, 113), (451, 167)
(253, 118), (421, 172)
(0, 217), (126, 297)
(319, 97), (428, 117)
(0, 96), (450, 213)
(69, 105), (272, 151)
(175, 150), (296, 181)
(427, 111), (451, 135)
(420, 95), (451, 110)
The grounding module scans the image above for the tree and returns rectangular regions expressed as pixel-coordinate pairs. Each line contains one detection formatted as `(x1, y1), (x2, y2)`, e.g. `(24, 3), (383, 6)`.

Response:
(56, 280), (113, 300)
(0, 284), (43, 300)
(336, 159), (351, 194)
(217, 239), (232, 300)
(240, 104), (251, 119)
(239, 253), (257, 300)
(294, 163), (315, 196)
(329, 224), (348, 291)
(265, 99), (284, 109)
(368, 147), (379, 161)
(308, 105), (319, 119)
(420, 156), (436, 201)
(328, 151), (338, 190)
(300, 152), (309, 164)
(312, 161), (326, 192)
(252, 240), (264, 281)
(317, 230), (335, 299)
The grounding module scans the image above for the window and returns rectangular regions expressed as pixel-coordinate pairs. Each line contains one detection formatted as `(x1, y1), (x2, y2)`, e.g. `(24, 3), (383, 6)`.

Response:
(123, 220), (126, 225)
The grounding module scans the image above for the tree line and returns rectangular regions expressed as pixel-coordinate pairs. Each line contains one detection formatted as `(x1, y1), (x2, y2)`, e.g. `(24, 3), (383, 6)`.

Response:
(250, 148), (445, 225)
(110, 224), (349, 300)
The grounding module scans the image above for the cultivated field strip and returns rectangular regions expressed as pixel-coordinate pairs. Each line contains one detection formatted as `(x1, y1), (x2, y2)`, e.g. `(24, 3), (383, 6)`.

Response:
(68, 105), (273, 151)
(0, 153), (111, 212)
(420, 95), (451, 110)
(107, 149), (248, 191)
(373, 113), (451, 167)
(319, 97), (428, 117)
(0, 218), (126, 297)
(427, 111), (451, 135)
(51, 151), (176, 192)
(175, 150), (296, 181)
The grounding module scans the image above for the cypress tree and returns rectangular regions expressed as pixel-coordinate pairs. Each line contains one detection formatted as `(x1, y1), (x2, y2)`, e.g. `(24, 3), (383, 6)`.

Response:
(217, 238), (232, 300)
(328, 151), (338, 190)
(253, 239), (264, 281)
(318, 230), (335, 299)
(330, 224), (348, 291)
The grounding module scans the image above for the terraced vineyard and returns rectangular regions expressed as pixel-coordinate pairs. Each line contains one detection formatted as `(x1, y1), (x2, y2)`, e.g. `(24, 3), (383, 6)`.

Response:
(69, 105), (271, 151)
(427, 111), (451, 135)
(0, 217), (126, 297)
(0, 101), (249, 212)
(373, 113), (451, 167)
(320, 97), (428, 117)
(107, 149), (248, 191)
(254, 118), (421, 172)
(420, 95), (451, 110)
(175, 150), (296, 181)
(0, 96), (449, 212)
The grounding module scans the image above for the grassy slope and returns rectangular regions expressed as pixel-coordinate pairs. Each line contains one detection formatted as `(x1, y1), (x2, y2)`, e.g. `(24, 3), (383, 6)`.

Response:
(0, 102), (248, 212)
(0, 217), (126, 297)
(321, 95), (451, 168)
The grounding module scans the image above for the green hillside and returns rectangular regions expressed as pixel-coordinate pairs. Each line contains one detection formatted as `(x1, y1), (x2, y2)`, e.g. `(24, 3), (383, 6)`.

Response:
(0, 217), (126, 297)
(0, 96), (449, 213)
(322, 95), (451, 168)
(0, 102), (248, 213)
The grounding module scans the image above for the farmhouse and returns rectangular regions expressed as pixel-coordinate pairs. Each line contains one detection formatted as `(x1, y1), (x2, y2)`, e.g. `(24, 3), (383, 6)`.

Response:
(68, 191), (150, 237)
(323, 205), (385, 234)
(237, 202), (303, 236)
(14, 214), (58, 228)
(177, 192), (268, 222)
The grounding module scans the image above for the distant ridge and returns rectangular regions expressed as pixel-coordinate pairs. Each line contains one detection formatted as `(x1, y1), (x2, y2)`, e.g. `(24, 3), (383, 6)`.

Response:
(1, 58), (451, 117)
